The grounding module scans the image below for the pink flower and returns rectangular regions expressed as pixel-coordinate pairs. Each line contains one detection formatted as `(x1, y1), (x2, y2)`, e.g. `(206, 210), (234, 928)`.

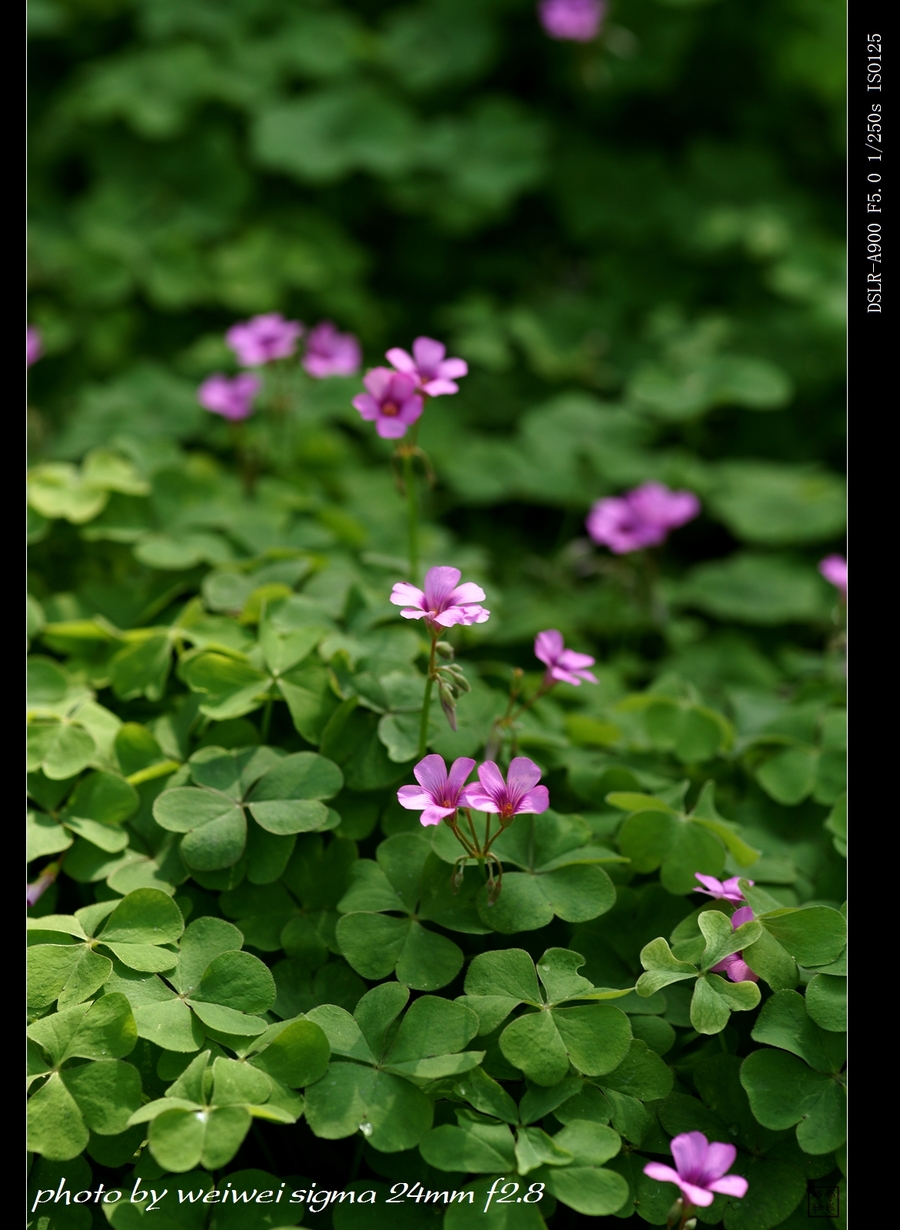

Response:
(386, 336), (468, 397)
(27, 862), (59, 907)
(463, 758), (550, 820)
(27, 326), (43, 368)
(644, 1131), (748, 1209)
(397, 755), (477, 827)
(693, 874), (752, 904)
(819, 554), (847, 600)
(710, 906), (759, 984)
(303, 321), (362, 378)
(535, 630), (597, 687)
(352, 368), (423, 439)
(390, 566), (490, 632)
(226, 314), (303, 366)
(197, 373), (261, 421)
(538, 0), (606, 42)
(586, 482), (700, 554)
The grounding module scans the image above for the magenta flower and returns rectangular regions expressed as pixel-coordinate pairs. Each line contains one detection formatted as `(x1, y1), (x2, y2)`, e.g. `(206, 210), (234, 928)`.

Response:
(397, 755), (477, 827)
(385, 337), (468, 397)
(535, 630), (597, 687)
(693, 874), (752, 904)
(303, 321), (362, 378)
(710, 906), (759, 984)
(390, 566), (489, 632)
(197, 373), (261, 421)
(586, 482), (700, 554)
(464, 758), (550, 821)
(819, 554), (847, 600)
(538, 0), (606, 42)
(643, 1132), (748, 1209)
(27, 862), (59, 907)
(226, 314), (303, 367)
(352, 368), (423, 439)
(27, 326), (43, 368)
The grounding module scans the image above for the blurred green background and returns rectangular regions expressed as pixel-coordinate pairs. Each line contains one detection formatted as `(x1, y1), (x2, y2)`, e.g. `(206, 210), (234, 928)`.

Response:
(27, 0), (845, 674)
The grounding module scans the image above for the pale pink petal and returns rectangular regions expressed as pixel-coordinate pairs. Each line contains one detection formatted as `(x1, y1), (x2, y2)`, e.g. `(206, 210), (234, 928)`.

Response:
(413, 754), (449, 799)
(390, 582), (426, 608)
(420, 806), (453, 826)
(460, 788), (499, 813)
(399, 608), (428, 620)
(449, 582), (487, 605)
(412, 336), (446, 372)
(352, 393), (380, 420)
(731, 907), (754, 929)
(363, 367), (393, 399)
(517, 786), (550, 815)
(558, 648), (595, 672)
(396, 395), (424, 424)
(431, 606), (470, 627)
(437, 358), (468, 379)
(534, 630), (564, 666)
(386, 347), (416, 373)
(376, 416), (410, 439)
(726, 959), (757, 984)
(679, 1182), (715, 1208)
(550, 666), (587, 686)
(701, 1142), (737, 1182)
(423, 566), (462, 609)
(476, 761), (508, 799)
(422, 378), (459, 396)
(694, 874), (724, 896)
(397, 785), (432, 810)
(671, 1132), (710, 1182)
(506, 757), (542, 795)
(387, 371), (419, 402)
(446, 757), (477, 799)
(708, 1174), (748, 1199)
(642, 1163), (683, 1186)
(710, 955), (737, 975)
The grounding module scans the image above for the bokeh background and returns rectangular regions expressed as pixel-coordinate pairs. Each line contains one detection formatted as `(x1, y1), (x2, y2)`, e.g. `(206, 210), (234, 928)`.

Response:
(27, 0), (846, 678)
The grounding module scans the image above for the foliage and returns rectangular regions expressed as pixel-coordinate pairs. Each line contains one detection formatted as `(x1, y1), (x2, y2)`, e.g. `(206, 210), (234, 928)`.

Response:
(28, 0), (844, 1227)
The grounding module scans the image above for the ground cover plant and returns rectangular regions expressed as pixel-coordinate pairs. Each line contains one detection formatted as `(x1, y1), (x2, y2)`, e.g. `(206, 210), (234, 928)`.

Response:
(28, 0), (845, 1226)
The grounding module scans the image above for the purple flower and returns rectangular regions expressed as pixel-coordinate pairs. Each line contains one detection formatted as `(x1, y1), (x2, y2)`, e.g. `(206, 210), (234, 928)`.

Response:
(397, 755), (477, 827)
(303, 321), (362, 378)
(710, 906), (759, 984)
(693, 874), (752, 904)
(352, 367), (423, 439)
(538, 0), (606, 42)
(644, 1131), (748, 1209)
(27, 863), (59, 907)
(390, 566), (490, 632)
(226, 314), (303, 366)
(386, 336), (468, 397)
(27, 326), (43, 368)
(464, 758), (550, 821)
(535, 629), (598, 687)
(197, 373), (261, 421)
(819, 554), (847, 600)
(586, 482), (700, 554)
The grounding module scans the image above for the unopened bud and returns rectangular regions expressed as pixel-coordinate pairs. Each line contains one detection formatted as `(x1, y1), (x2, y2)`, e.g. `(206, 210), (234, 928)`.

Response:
(448, 666), (470, 692)
(666, 1200), (684, 1229)
(438, 683), (458, 731)
(487, 877), (502, 905)
(435, 641), (454, 659)
(684, 1220), (697, 1230)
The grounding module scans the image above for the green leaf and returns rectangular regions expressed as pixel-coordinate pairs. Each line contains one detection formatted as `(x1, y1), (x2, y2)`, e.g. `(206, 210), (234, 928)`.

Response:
(750, 991), (845, 1071)
(336, 913), (464, 991)
(174, 916), (245, 994)
(248, 799), (331, 834)
(34, 724), (97, 780)
(27, 811), (74, 861)
(698, 910), (762, 969)
(278, 662), (340, 743)
(28, 993), (137, 1063)
(420, 1115), (517, 1173)
(454, 1068), (519, 1125)
(61, 1058), (143, 1134)
(110, 634), (172, 702)
(303, 1063), (434, 1151)
(599, 1040), (674, 1101)
(62, 771), (139, 829)
(248, 1018), (331, 1088)
(133, 997), (206, 1053)
(501, 1004), (631, 1087)
(761, 906), (846, 966)
(249, 752), (344, 802)
(191, 950), (276, 1014)
(739, 1050), (846, 1154)
(148, 1104), (252, 1172)
(98, 888), (185, 945)
(690, 974), (760, 1034)
(180, 806), (247, 871)
(636, 938), (698, 996)
(27, 1072), (90, 1160)
(756, 747), (818, 804)
(805, 974), (846, 1032)
(542, 1161), (628, 1216)
(741, 927), (798, 991)
(465, 949), (543, 1006)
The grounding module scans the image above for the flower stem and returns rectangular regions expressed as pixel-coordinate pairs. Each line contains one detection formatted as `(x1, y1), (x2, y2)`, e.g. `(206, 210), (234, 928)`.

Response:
(418, 637), (438, 757)
(403, 450), (418, 583)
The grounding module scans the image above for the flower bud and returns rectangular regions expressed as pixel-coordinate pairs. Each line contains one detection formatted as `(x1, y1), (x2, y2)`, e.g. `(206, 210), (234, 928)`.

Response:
(435, 641), (454, 659)
(684, 1220), (697, 1230)
(438, 682), (458, 731)
(666, 1199), (684, 1229)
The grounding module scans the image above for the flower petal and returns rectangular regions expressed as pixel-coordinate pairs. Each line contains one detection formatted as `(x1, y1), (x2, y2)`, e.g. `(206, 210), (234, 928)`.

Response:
(475, 761), (507, 802)
(460, 788), (499, 813)
(420, 806), (453, 826)
(642, 1163), (683, 1187)
(506, 756), (543, 795)
(421, 378), (459, 396)
(352, 393), (379, 420)
(376, 416), (410, 439)
(701, 1142), (737, 1182)
(390, 582), (425, 609)
(731, 906), (754, 928)
(534, 630), (564, 667)
(363, 367), (393, 399)
(694, 874), (724, 894)
(399, 608), (427, 620)
(413, 754), (449, 799)
(412, 336), (446, 371)
(707, 1175), (748, 1199)
(397, 395), (424, 424)
(679, 1182), (715, 1209)
(446, 757), (477, 799)
(397, 785), (432, 810)
(386, 347), (416, 373)
(558, 648), (596, 672)
(671, 1131), (710, 1183)
(449, 582), (487, 605)
(437, 357), (468, 379)
(516, 786), (550, 815)
(423, 566), (462, 609)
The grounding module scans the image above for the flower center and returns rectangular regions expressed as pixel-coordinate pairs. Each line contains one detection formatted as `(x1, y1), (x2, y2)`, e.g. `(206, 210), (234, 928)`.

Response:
(500, 801), (515, 819)
(382, 401), (400, 416)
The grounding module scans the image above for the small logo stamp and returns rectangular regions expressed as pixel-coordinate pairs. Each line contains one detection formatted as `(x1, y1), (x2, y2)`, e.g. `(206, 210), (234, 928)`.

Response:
(807, 1184), (840, 1218)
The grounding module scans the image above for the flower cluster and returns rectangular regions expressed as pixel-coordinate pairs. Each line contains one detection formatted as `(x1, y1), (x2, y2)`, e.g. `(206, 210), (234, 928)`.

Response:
(538, 0), (606, 42)
(197, 313), (362, 420)
(693, 873), (751, 904)
(587, 482), (700, 554)
(535, 629), (597, 687)
(353, 336), (468, 440)
(398, 755), (549, 828)
(391, 566), (489, 633)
